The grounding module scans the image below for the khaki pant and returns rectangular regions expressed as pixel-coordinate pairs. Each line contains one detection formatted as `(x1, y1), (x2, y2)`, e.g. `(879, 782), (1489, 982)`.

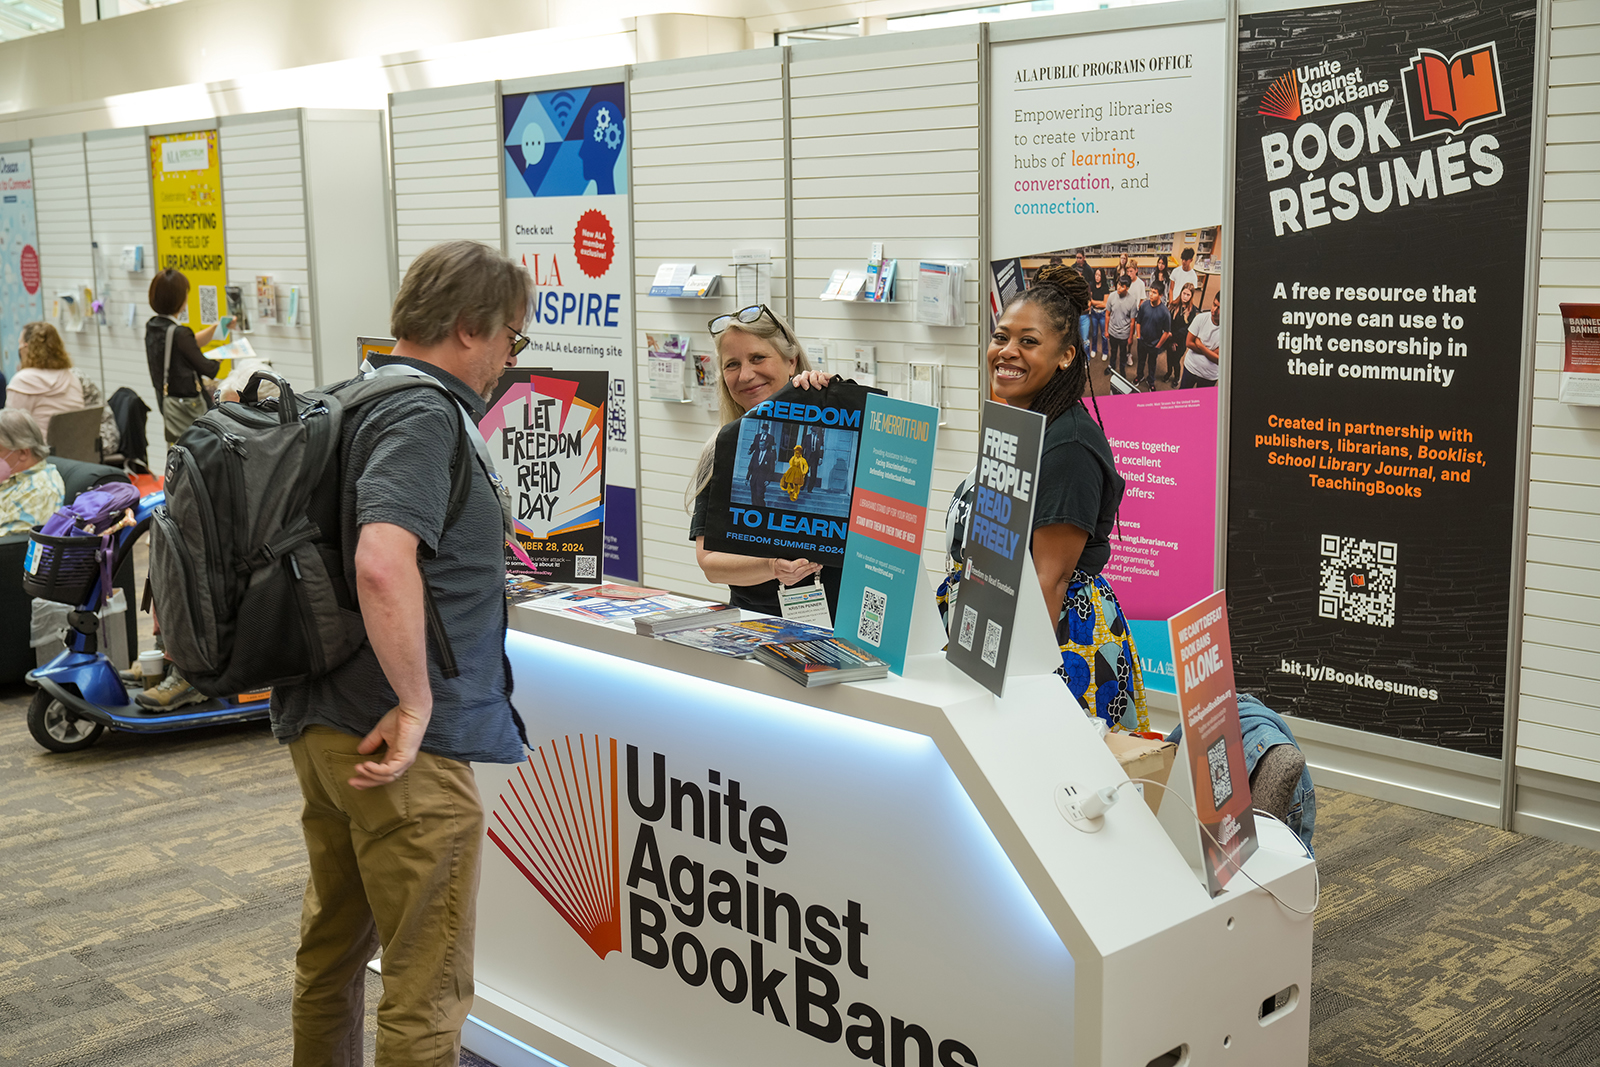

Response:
(288, 726), (484, 1067)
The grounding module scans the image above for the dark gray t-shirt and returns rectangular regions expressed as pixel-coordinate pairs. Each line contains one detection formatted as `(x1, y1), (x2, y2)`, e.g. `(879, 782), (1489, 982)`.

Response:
(1031, 404), (1124, 575)
(270, 358), (526, 764)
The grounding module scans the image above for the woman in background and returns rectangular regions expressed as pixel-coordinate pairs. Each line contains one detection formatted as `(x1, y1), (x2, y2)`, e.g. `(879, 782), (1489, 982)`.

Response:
(144, 269), (221, 444)
(7, 323), (84, 441)
(943, 265), (1147, 732)
(0, 409), (65, 536)
(1087, 267), (1109, 362)
(685, 304), (841, 616)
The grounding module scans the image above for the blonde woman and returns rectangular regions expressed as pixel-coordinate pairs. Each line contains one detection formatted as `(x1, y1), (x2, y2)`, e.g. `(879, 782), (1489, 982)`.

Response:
(685, 304), (838, 615)
(7, 322), (85, 441)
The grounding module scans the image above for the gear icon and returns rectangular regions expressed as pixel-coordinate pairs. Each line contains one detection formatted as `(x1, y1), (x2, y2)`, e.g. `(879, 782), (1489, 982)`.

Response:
(603, 124), (623, 150)
(592, 107), (612, 140)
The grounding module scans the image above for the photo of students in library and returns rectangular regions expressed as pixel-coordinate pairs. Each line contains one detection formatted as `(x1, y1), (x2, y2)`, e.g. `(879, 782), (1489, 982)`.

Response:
(990, 227), (1220, 396)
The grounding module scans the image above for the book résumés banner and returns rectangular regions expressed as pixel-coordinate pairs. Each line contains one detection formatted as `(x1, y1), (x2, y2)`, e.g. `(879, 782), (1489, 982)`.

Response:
(502, 79), (639, 579)
(481, 368), (607, 582)
(701, 381), (879, 566)
(1228, 0), (1538, 755)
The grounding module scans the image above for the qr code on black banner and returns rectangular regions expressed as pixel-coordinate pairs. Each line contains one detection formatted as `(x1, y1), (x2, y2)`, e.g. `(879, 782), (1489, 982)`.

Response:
(857, 586), (886, 647)
(957, 605), (978, 651)
(981, 619), (1003, 667)
(575, 555), (597, 579)
(1206, 737), (1233, 809)
(197, 285), (219, 327)
(1319, 535), (1397, 628)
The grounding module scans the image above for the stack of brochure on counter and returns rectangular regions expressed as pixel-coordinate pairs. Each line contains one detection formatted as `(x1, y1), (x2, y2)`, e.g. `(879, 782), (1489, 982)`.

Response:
(527, 588), (708, 627)
(660, 616), (835, 658)
(635, 602), (741, 636)
(754, 635), (890, 686)
(508, 575), (572, 603)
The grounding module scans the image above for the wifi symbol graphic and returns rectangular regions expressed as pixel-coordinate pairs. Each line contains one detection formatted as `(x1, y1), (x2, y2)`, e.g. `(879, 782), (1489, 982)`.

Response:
(548, 91), (577, 130)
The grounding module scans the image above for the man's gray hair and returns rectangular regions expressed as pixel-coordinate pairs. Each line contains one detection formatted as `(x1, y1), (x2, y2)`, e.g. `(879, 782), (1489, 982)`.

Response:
(0, 409), (49, 460)
(391, 240), (532, 347)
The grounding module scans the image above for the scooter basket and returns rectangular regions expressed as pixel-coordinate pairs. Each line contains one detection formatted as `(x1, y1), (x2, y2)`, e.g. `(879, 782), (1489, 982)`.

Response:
(21, 528), (104, 605)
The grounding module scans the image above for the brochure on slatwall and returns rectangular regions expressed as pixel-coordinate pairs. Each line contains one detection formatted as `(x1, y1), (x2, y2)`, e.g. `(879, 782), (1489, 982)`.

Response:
(1168, 590), (1258, 896)
(834, 395), (939, 674)
(701, 379), (882, 564)
(754, 637), (890, 686)
(661, 616), (835, 658)
(945, 401), (1045, 696)
(479, 369), (607, 583)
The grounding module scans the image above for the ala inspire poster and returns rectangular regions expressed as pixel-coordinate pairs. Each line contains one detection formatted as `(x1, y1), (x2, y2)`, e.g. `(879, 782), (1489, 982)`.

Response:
(502, 81), (638, 580)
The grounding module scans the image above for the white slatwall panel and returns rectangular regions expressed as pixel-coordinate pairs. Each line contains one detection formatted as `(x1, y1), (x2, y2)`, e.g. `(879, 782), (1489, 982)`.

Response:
(390, 83), (501, 280)
(84, 129), (158, 432)
(632, 54), (787, 599)
(789, 30), (983, 580)
(30, 135), (98, 376)
(1516, 0), (1600, 781)
(220, 114), (316, 392)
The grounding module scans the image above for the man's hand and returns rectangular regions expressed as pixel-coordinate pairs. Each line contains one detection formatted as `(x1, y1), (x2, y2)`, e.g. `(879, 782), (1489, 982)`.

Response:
(350, 703), (433, 789)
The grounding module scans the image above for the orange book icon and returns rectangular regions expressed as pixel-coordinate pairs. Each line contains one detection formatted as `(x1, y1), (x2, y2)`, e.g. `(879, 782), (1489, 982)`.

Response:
(1404, 43), (1505, 138)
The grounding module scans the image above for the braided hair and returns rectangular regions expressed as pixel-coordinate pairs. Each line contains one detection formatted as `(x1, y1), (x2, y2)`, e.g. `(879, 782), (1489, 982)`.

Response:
(1003, 262), (1102, 429)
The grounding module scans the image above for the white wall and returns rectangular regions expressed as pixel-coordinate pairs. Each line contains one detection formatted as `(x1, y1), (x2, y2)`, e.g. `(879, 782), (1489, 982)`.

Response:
(83, 127), (156, 420)
(1513, 0), (1600, 837)
(389, 83), (502, 284)
(788, 28), (982, 580)
(30, 134), (96, 374)
(631, 51), (789, 600)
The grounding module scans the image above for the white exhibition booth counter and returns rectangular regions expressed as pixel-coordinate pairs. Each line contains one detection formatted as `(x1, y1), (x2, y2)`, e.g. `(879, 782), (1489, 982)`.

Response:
(472, 597), (1316, 1067)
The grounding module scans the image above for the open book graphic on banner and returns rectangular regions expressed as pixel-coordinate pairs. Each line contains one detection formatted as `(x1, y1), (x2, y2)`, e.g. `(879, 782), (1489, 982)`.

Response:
(1403, 42), (1506, 139)
(480, 368), (607, 582)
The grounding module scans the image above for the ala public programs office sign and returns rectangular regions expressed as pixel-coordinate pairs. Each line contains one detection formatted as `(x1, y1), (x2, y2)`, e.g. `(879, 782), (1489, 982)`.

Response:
(475, 633), (1074, 1067)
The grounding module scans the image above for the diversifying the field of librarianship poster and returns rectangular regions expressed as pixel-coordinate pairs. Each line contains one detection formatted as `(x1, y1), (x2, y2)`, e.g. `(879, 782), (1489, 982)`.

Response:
(502, 81), (639, 580)
(481, 368), (608, 583)
(0, 146), (42, 380)
(989, 19), (1229, 691)
(149, 130), (226, 338)
(1228, 0), (1538, 756)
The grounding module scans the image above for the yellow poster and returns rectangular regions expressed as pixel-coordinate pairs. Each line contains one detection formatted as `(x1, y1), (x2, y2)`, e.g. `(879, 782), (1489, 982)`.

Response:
(150, 130), (226, 348)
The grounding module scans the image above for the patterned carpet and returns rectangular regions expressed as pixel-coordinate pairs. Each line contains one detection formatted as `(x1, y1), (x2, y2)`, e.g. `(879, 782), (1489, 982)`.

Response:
(3, 678), (1599, 1066)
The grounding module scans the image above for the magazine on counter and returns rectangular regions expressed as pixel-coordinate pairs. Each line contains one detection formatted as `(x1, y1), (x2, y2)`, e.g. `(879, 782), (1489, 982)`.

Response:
(635, 602), (741, 636)
(754, 636), (890, 686)
(661, 617), (835, 658)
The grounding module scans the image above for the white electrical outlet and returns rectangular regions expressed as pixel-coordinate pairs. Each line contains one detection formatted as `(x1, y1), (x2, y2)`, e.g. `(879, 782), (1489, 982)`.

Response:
(1054, 781), (1121, 833)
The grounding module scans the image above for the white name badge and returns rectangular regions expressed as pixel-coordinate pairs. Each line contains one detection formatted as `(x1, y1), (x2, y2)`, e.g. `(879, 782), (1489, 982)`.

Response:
(777, 579), (832, 628)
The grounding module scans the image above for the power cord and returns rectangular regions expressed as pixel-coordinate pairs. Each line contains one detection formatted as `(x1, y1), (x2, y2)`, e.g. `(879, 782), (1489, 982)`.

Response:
(1120, 777), (1321, 917)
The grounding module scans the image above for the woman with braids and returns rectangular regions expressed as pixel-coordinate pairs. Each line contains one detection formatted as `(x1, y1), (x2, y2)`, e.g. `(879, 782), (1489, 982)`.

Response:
(940, 264), (1148, 732)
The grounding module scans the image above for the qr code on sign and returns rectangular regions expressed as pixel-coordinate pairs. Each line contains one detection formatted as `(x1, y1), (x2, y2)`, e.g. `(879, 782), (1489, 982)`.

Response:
(1206, 737), (1233, 809)
(197, 285), (219, 326)
(1319, 535), (1397, 628)
(575, 555), (597, 579)
(957, 605), (978, 651)
(857, 586), (886, 647)
(981, 619), (1003, 667)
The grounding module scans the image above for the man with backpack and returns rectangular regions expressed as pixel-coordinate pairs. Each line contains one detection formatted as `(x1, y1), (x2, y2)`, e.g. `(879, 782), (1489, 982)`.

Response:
(270, 241), (532, 1067)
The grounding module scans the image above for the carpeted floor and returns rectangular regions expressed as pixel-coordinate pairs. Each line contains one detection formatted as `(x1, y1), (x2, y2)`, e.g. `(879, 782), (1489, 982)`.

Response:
(3, 678), (1600, 1066)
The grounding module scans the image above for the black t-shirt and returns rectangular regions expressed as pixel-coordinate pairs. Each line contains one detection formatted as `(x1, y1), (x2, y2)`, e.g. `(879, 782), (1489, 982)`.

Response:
(690, 485), (842, 617)
(145, 317), (222, 398)
(1030, 405), (1125, 575)
(1090, 277), (1109, 308)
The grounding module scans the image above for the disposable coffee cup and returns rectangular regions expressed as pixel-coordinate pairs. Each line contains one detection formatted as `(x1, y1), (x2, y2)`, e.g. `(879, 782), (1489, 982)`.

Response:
(138, 650), (167, 688)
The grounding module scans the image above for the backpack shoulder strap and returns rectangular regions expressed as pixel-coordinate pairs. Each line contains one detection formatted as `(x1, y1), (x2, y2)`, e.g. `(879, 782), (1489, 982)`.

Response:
(327, 373), (477, 530)
(163, 325), (177, 396)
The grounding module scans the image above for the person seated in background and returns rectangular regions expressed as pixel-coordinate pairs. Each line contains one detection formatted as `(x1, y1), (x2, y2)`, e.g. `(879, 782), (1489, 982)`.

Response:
(1166, 692), (1316, 855)
(0, 409), (65, 536)
(7, 322), (84, 441)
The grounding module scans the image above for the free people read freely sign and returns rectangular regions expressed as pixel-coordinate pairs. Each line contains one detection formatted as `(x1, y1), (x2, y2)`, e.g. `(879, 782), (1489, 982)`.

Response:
(946, 401), (1045, 695)
(1168, 590), (1258, 896)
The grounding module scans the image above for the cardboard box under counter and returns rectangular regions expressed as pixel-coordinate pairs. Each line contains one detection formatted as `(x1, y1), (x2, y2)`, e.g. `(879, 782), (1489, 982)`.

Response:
(1105, 731), (1178, 815)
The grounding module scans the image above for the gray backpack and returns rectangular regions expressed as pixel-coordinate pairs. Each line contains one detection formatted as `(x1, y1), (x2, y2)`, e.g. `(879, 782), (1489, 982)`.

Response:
(150, 371), (471, 696)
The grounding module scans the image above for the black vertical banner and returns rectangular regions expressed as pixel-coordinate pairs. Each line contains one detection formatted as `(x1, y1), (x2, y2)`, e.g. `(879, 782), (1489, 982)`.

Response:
(1228, 0), (1537, 755)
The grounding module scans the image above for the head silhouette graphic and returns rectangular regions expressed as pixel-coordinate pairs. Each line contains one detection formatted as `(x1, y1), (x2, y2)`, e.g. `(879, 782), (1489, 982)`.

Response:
(579, 103), (625, 194)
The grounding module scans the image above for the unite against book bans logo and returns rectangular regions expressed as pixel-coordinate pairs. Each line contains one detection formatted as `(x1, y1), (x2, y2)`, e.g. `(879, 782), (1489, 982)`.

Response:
(489, 738), (982, 1066)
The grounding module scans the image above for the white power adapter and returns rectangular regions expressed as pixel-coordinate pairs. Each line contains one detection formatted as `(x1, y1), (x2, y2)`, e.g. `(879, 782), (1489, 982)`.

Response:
(1054, 781), (1122, 832)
